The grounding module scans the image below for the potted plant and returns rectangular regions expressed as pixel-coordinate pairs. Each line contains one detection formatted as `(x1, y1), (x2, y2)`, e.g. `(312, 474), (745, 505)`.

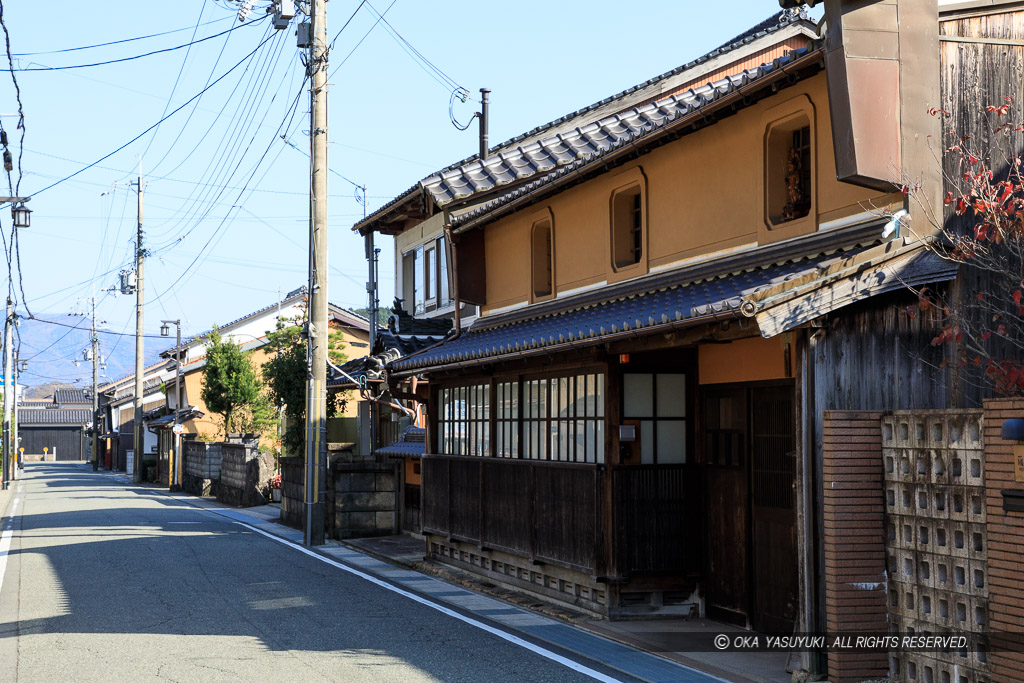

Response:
(271, 472), (281, 502)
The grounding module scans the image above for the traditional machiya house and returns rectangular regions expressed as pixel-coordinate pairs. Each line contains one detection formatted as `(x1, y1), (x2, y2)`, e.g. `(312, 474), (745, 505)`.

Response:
(101, 362), (168, 473)
(159, 287), (372, 443)
(362, 1), (1024, 676)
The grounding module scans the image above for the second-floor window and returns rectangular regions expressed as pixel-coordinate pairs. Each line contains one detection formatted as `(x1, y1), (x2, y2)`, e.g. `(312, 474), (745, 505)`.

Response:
(611, 184), (644, 269)
(766, 117), (813, 226)
(403, 236), (452, 315)
(531, 218), (553, 300)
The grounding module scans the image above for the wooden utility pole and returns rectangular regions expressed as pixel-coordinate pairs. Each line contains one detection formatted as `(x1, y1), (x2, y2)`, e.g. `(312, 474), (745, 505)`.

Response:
(2, 297), (12, 490)
(304, 0), (328, 546)
(133, 161), (145, 484)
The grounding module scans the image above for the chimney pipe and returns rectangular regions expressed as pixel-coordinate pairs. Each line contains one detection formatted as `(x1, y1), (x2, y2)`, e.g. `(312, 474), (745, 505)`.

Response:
(479, 88), (490, 161)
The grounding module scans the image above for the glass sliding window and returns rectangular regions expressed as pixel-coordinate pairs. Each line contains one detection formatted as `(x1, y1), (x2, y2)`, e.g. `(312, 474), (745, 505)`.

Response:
(496, 381), (519, 458)
(413, 245), (425, 314)
(523, 378), (548, 460)
(424, 245), (436, 303)
(436, 372), (604, 463)
(623, 373), (687, 464)
(439, 236), (451, 305)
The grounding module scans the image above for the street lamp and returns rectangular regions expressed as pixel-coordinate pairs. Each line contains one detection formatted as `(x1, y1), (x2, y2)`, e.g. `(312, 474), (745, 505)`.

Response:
(161, 319), (182, 490)
(0, 196), (30, 228)
(12, 202), (30, 228)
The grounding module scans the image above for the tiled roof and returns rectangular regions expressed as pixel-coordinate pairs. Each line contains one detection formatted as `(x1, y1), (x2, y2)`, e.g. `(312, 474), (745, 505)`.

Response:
(353, 7), (816, 234)
(164, 288), (369, 355)
(53, 389), (93, 405)
(20, 408), (92, 426)
(377, 426), (425, 458)
(388, 240), (864, 375)
(445, 47), (821, 226)
(329, 329), (445, 388)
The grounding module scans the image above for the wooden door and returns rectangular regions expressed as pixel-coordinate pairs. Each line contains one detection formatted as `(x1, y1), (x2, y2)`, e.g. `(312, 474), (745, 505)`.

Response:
(749, 385), (798, 633)
(704, 388), (748, 627)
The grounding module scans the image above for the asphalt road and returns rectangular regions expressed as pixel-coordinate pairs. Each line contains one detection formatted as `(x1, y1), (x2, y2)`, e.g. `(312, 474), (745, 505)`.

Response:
(0, 463), (622, 682)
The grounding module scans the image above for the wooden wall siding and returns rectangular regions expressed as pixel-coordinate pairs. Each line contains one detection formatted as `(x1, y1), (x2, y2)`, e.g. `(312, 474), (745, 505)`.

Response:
(982, 397), (1024, 683)
(421, 455), (601, 574)
(939, 10), (1024, 407)
(821, 410), (888, 683)
(883, 410), (988, 683)
(613, 465), (698, 577)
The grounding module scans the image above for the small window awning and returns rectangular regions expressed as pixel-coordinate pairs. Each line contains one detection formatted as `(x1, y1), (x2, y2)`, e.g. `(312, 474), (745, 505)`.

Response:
(388, 236), (957, 377)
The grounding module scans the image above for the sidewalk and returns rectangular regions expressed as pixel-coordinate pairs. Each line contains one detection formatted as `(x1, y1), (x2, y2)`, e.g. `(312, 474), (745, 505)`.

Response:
(89, 465), (797, 683)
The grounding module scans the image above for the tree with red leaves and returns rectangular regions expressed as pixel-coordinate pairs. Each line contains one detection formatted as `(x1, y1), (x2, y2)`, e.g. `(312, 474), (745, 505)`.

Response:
(906, 100), (1024, 396)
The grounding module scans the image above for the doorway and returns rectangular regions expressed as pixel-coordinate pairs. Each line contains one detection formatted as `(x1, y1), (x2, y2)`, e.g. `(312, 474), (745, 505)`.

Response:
(703, 382), (797, 632)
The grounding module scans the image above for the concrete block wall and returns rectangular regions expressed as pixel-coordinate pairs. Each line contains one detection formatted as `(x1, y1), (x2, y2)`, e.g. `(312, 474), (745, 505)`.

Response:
(333, 462), (398, 539)
(883, 410), (988, 683)
(822, 410), (889, 683)
(983, 397), (1024, 682)
(182, 441), (221, 497)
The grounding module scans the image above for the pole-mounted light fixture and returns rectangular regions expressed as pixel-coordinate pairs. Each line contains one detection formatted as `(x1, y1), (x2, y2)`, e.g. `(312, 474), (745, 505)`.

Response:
(12, 202), (30, 229)
(0, 196), (30, 228)
(160, 323), (169, 337)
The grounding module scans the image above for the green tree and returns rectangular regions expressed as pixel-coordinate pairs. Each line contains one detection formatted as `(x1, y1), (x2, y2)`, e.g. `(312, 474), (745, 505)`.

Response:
(200, 325), (274, 437)
(262, 316), (349, 455)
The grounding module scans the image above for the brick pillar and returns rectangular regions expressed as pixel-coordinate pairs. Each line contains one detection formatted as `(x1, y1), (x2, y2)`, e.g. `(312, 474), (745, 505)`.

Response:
(822, 410), (888, 683)
(983, 397), (1024, 683)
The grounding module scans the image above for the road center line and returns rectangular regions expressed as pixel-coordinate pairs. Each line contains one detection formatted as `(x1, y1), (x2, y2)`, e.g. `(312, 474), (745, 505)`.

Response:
(231, 517), (625, 683)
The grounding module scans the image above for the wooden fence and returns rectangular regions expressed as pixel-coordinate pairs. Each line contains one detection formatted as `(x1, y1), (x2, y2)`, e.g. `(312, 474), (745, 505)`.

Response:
(422, 455), (601, 574)
(423, 455), (698, 580)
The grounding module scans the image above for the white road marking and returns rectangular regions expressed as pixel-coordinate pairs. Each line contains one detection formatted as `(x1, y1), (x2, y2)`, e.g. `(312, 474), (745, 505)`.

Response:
(0, 498), (21, 598)
(233, 518), (625, 683)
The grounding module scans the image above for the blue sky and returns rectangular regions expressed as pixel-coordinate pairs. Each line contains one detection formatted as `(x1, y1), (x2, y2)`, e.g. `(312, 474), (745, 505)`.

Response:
(0, 0), (821, 384)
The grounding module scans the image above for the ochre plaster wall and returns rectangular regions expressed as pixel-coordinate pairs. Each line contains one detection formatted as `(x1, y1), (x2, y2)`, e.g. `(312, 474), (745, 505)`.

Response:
(179, 322), (369, 437)
(698, 335), (792, 385)
(482, 73), (900, 315)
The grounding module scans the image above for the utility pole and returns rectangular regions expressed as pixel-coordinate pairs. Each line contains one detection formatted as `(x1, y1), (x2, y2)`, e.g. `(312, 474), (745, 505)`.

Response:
(304, 0), (328, 546)
(75, 297), (102, 471)
(2, 297), (12, 490)
(13, 356), (22, 475)
(132, 160), (145, 484)
(363, 185), (378, 461)
(90, 298), (99, 471)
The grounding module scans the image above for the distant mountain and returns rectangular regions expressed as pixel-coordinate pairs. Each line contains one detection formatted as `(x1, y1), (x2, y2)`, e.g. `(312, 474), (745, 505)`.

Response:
(15, 315), (172, 389)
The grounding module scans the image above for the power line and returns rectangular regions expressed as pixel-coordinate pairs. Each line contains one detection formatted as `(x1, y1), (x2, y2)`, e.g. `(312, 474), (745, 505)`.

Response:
(330, 0), (397, 76)
(0, 0), (28, 316)
(149, 74), (309, 305)
(145, 24), (288, 241)
(363, 0), (462, 93)
(140, 0), (210, 162)
(10, 15), (268, 71)
(13, 30), (280, 205)
(27, 315), (174, 340)
(12, 16), (232, 56)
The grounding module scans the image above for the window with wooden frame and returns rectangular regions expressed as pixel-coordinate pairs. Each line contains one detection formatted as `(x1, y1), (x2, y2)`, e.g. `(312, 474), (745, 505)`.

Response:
(611, 184), (644, 270)
(436, 371), (605, 464)
(622, 373), (688, 464)
(437, 383), (490, 457)
(531, 218), (553, 301)
(401, 236), (453, 315)
(763, 100), (815, 239)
